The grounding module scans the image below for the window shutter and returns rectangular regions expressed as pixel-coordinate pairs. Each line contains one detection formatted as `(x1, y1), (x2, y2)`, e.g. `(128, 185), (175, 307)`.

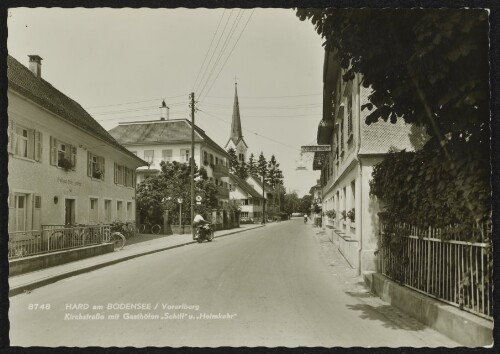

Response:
(8, 120), (15, 153)
(87, 152), (92, 177)
(114, 162), (118, 184)
(71, 145), (77, 170)
(100, 156), (105, 180)
(8, 191), (14, 209)
(132, 170), (136, 188)
(34, 194), (42, 209)
(35, 131), (43, 162)
(27, 129), (35, 160)
(50, 136), (57, 165)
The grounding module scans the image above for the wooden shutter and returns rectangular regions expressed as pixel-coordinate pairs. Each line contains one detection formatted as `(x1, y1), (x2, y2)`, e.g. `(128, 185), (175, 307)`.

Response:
(87, 152), (92, 177)
(50, 136), (58, 165)
(8, 120), (15, 154)
(114, 162), (118, 184)
(34, 131), (43, 162)
(71, 145), (77, 170)
(99, 156), (105, 180)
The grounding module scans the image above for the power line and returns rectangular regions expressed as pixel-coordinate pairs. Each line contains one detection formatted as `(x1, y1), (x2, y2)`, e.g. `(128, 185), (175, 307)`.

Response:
(199, 102), (322, 109)
(191, 9), (227, 91)
(198, 10), (244, 99)
(194, 9), (234, 94)
(200, 9), (255, 103)
(85, 94), (188, 109)
(198, 108), (301, 151)
(204, 93), (322, 99)
(94, 110), (190, 122)
(90, 101), (189, 116)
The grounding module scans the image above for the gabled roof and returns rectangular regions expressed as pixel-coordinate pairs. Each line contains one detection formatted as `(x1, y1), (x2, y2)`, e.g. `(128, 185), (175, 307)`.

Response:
(7, 55), (144, 165)
(229, 174), (263, 199)
(108, 119), (230, 158)
(247, 174), (274, 192)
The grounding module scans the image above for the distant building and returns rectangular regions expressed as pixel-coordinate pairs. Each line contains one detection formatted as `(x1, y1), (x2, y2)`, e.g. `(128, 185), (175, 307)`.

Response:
(108, 116), (231, 204)
(314, 48), (424, 273)
(7, 55), (146, 233)
(224, 83), (248, 162)
(228, 174), (264, 222)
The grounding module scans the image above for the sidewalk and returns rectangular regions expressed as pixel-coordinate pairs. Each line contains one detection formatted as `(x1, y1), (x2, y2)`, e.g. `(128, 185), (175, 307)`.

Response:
(9, 224), (265, 297)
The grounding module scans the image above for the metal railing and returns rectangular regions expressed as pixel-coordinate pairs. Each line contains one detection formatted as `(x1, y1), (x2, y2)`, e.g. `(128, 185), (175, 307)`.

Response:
(379, 222), (492, 319)
(8, 224), (111, 259)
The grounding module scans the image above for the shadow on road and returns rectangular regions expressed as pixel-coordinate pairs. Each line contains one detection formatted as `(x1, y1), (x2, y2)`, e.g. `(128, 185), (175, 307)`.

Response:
(345, 303), (426, 331)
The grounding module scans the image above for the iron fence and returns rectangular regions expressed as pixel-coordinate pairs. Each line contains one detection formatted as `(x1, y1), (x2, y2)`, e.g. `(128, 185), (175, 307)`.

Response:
(379, 222), (492, 319)
(8, 224), (111, 259)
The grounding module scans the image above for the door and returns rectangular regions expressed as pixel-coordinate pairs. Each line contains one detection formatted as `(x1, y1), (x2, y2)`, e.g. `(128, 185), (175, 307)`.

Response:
(15, 194), (27, 232)
(104, 200), (111, 223)
(65, 199), (75, 225)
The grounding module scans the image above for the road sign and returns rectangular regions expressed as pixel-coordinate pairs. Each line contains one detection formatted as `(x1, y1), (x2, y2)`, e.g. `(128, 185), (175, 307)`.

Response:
(301, 145), (331, 152)
(196, 195), (202, 202)
(177, 198), (183, 204)
(196, 201), (201, 205)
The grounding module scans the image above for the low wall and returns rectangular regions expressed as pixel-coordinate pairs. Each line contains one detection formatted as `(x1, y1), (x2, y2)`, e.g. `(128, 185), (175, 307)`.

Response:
(9, 243), (114, 276)
(365, 272), (493, 347)
(337, 234), (359, 269)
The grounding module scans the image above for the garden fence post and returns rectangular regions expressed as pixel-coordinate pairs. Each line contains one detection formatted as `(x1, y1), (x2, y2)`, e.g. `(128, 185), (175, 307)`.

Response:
(426, 226), (431, 293)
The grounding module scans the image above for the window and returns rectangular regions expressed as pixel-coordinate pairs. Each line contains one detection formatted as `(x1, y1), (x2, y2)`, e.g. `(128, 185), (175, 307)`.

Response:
(347, 94), (353, 139)
(104, 200), (112, 223)
(241, 212), (249, 218)
(13, 193), (28, 232)
(9, 121), (42, 161)
(114, 163), (135, 187)
(50, 137), (76, 170)
(89, 198), (98, 224)
(144, 150), (154, 164)
(239, 153), (244, 161)
(88, 152), (105, 180)
(127, 202), (133, 220)
(162, 149), (172, 162)
(340, 119), (344, 154)
(242, 199), (249, 205)
(203, 151), (208, 164)
(181, 149), (190, 163)
(209, 154), (214, 165)
(117, 201), (123, 221)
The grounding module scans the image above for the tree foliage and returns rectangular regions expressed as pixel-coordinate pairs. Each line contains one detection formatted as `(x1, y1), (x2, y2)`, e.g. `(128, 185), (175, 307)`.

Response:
(247, 153), (258, 176)
(227, 148), (239, 174)
(136, 161), (218, 225)
(296, 9), (489, 153)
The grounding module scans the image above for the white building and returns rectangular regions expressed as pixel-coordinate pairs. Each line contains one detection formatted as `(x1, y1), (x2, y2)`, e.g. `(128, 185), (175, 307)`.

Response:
(108, 117), (231, 204)
(229, 174), (264, 222)
(7, 55), (146, 233)
(314, 49), (423, 274)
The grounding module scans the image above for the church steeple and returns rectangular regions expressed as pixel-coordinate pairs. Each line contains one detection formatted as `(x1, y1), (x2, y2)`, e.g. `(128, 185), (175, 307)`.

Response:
(225, 81), (248, 160)
(230, 83), (243, 144)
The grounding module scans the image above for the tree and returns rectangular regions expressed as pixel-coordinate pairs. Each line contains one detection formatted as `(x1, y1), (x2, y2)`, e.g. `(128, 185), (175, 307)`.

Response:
(283, 192), (300, 216)
(296, 9), (489, 153)
(236, 160), (249, 180)
(247, 153), (258, 176)
(136, 161), (218, 226)
(227, 147), (239, 174)
(266, 155), (281, 215)
(257, 152), (268, 220)
(299, 195), (313, 215)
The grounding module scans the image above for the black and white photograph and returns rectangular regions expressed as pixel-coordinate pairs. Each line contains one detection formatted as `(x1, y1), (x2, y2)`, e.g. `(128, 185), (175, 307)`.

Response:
(4, 4), (494, 348)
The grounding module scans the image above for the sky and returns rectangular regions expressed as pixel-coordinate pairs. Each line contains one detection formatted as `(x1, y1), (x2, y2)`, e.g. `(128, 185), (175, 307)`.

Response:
(7, 8), (322, 197)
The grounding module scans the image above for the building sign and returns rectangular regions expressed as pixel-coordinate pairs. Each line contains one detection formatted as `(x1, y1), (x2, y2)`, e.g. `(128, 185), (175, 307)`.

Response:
(56, 176), (82, 187)
(301, 145), (331, 153)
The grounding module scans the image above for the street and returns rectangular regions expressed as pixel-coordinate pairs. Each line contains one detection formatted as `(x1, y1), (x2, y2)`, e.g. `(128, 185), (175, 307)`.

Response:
(10, 219), (458, 347)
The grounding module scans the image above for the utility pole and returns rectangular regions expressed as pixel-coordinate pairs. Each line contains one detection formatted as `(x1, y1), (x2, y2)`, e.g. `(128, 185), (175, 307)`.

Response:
(262, 172), (266, 225)
(190, 92), (195, 234)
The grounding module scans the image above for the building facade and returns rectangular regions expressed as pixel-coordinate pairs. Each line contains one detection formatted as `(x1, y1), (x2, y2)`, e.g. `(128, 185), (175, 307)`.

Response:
(108, 118), (231, 204)
(314, 49), (423, 274)
(228, 174), (264, 222)
(7, 55), (146, 234)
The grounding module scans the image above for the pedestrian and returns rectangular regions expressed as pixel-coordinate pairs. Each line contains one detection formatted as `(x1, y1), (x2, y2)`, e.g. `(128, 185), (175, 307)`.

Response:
(304, 214), (308, 224)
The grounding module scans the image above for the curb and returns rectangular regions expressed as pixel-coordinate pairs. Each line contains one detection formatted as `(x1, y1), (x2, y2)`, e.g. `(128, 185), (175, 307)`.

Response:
(9, 224), (266, 297)
(364, 272), (493, 347)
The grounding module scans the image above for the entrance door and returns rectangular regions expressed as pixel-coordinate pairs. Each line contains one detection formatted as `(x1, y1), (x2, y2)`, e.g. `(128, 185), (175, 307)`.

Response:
(15, 194), (27, 231)
(65, 199), (76, 225)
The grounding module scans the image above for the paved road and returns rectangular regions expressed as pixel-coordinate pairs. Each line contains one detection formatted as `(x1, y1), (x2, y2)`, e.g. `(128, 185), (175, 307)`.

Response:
(9, 219), (458, 347)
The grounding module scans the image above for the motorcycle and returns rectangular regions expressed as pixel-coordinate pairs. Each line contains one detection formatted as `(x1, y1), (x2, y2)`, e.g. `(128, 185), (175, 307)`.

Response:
(195, 223), (214, 243)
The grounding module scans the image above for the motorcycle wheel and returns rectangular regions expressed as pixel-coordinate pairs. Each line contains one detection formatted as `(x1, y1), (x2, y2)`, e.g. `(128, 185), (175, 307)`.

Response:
(197, 236), (203, 243)
(207, 230), (214, 242)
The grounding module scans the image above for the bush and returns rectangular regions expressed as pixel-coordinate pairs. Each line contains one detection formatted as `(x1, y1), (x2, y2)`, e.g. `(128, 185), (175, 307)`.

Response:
(325, 209), (336, 219)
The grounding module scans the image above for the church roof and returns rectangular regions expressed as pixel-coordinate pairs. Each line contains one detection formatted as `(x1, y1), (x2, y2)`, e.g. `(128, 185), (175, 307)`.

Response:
(227, 83), (248, 148)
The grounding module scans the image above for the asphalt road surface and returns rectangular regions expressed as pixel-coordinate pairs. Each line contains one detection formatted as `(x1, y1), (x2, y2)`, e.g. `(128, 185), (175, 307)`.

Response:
(9, 219), (459, 347)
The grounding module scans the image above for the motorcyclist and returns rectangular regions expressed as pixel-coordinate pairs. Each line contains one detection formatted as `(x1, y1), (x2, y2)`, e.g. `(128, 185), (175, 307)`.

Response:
(304, 214), (308, 223)
(193, 213), (209, 239)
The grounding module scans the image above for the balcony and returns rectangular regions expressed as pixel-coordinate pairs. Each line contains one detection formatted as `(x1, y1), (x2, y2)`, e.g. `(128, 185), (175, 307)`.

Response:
(212, 164), (229, 176)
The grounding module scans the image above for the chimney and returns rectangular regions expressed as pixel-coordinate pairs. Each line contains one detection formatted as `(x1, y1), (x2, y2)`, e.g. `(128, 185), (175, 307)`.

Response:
(159, 100), (169, 121)
(28, 55), (43, 78)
